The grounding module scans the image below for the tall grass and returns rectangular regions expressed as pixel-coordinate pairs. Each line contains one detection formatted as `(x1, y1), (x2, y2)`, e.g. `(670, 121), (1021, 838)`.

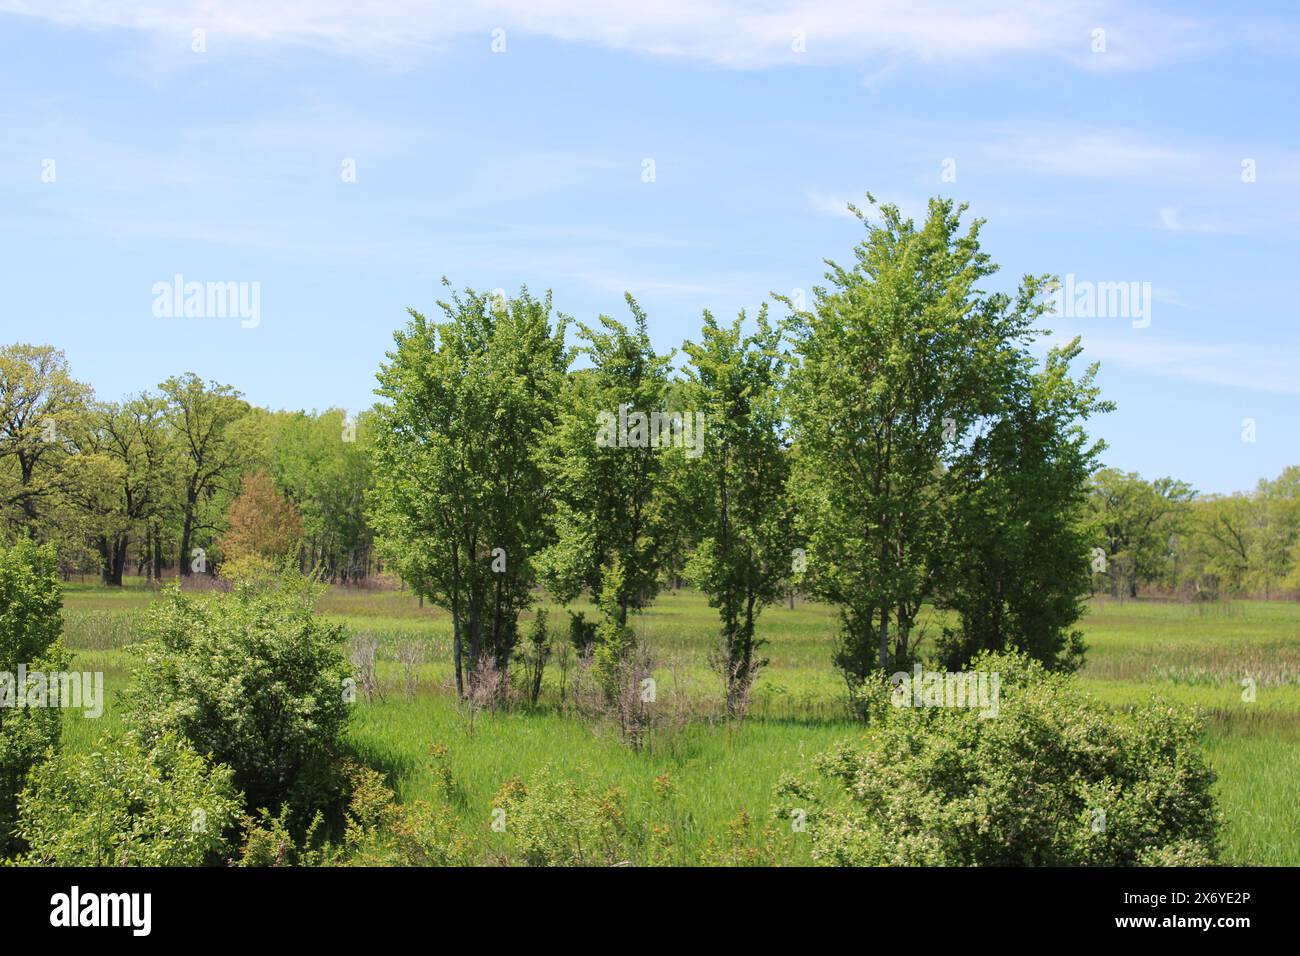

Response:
(56, 583), (1300, 865)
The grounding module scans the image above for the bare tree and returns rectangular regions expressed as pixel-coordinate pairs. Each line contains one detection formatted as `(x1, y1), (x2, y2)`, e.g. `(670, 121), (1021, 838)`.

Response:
(395, 640), (425, 698)
(348, 633), (381, 703)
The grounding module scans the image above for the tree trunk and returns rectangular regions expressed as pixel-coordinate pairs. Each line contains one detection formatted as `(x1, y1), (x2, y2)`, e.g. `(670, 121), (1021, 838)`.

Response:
(894, 603), (912, 666)
(450, 543), (464, 697)
(103, 536), (128, 587)
(97, 536), (112, 586)
(467, 602), (481, 682)
(452, 612), (464, 697)
(178, 503), (196, 577)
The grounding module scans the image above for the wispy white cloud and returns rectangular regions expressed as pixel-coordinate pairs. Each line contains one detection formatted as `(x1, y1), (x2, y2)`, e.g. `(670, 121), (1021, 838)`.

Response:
(1052, 332), (1300, 396)
(1156, 206), (1247, 235)
(805, 190), (860, 220)
(565, 270), (763, 302)
(975, 127), (1217, 184)
(1150, 286), (1190, 309)
(0, 0), (1284, 71)
(860, 62), (901, 89)
(805, 189), (934, 224)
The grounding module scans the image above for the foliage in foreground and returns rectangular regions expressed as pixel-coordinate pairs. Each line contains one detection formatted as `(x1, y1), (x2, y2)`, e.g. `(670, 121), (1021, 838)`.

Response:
(0, 538), (67, 852)
(491, 766), (633, 866)
(121, 574), (352, 817)
(778, 651), (1221, 866)
(17, 731), (241, 866)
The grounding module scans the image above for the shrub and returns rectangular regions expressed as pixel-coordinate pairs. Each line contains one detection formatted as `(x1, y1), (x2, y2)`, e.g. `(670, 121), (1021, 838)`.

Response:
(492, 766), (632, 866)
(340, 764), (474, 867)
(699, 808), (796, 867)
(518, 610), (552, 705)
(0, 538), (68, 852)
(785, 651), (1221, 866)
(16, 732), (241, 866)
(122, 575), (352, 816)
(236, 806), (332, 867)
(216, 553), (280, 587)
(347, 632), (381, 702)
(395, 640), (425, 698)
(567, 610), (596, 655)
(238, 761), (474, 867)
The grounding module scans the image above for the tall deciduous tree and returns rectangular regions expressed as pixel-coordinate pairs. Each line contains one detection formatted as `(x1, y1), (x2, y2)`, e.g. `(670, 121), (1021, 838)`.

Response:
(938, 338), (1112, 670)
(63, 396), (170, 586)
(1257, 467), (1300, 597)
(160, 374), (250, 577)
(0, 345), (92, 530)
(266, 408), (374, 581)
(788, 197), (1017, 680)
(538, 297), (674, 687)
(1088, 469), (1196, 597)
(681, 306), (794, 718)
(370, 285), (567, 696)
(1190, 494), (1256, 595)
(787, 195), (1105, 687)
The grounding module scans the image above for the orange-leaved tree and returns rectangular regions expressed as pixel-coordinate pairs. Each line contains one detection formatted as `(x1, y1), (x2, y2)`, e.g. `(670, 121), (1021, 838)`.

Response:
(218, 470), (303, 568)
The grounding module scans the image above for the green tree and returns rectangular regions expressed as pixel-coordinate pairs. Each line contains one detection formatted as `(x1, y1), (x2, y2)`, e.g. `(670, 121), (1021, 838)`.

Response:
(1088, 469), (1196, 597)
(539, 297), (674, 688)
(938, 338), (1111, 670)
(370, 285), (568, 695)
(266, 408), (374, 581)
(1188, 493), (1256, 595)
(0, 345), (93, 534)
(1252, 467), (1300, 597)
(681, 306), (794, 717)
(64, 396), (171, 586)
(786, 195), (1049, 683)
(160, 374), (251, 578)
(0, 538), (68, 852)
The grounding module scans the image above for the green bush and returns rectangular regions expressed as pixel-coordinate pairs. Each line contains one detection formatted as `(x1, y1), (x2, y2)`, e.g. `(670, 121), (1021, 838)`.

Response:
(236, 805), (332, 867)
(786, 651), (1221, 866)
(340, 764), (474, 867)
(567, 611), (596, 655)
(122, 575), (352, 816)
(16, 731), (241, 866)
(236, 763), (475, 867)
(699, 808), (796, 867)
(492, 766), (632, 866)
(0, 538), (68, 852)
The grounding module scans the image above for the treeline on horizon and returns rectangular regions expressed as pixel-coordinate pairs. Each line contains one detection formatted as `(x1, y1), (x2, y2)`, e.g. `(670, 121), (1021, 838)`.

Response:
(2, 197), (1298, 702)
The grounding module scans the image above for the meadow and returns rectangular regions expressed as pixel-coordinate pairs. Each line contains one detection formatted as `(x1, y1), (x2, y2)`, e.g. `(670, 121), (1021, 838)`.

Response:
(57, 579), (1300, 866)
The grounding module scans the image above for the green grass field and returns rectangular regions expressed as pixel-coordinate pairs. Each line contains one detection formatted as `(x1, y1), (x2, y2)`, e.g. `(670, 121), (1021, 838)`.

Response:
(56, 579), (1300, 865)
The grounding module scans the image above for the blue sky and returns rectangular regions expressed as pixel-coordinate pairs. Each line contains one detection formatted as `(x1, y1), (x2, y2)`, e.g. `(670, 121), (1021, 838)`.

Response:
(1, 1), (1298, 494)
